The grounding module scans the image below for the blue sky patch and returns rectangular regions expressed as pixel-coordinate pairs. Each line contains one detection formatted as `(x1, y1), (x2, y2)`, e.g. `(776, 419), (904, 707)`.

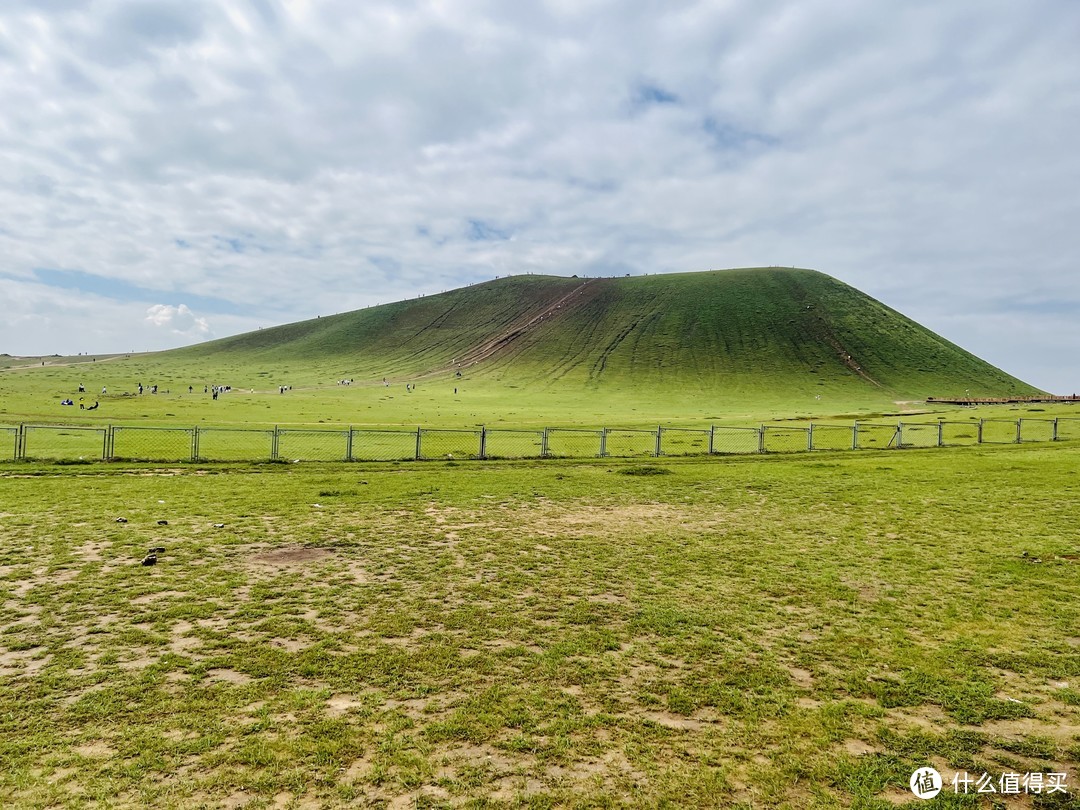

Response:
(32, 268), (243, 315)
(466, 219), (511, 241)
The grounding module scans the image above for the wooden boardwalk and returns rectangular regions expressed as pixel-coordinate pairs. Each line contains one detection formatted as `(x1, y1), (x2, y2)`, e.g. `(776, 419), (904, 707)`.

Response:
(927, 395), (1080, 405)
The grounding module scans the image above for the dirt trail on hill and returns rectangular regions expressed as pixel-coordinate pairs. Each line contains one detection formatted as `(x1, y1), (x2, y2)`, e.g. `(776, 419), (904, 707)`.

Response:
(451, 279), (601, 369)
(395, 279), (604, 383)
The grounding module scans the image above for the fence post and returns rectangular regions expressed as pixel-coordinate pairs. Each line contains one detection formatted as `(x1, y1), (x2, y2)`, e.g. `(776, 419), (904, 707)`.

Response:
(541, 428), (549, 458)
(415, 427), (422, 460)
(17, 424), (25, 459)
(479, 426), (487, 460)
(758, 426), (765, 453)
(1053, 418), (1059, 441)
(103, 426), (110, 460)
(655, 426), (662, 457)
(599, 428), (608, 458)
(978, 419), (984, 444)
(708, 426), (715, 454)
(346, 427), (354, 461)
(937, 421), (944, 447)
(853, 422), (859, 450)
(1015, 420), (1021, 444)
(271, 426), (280, 461)
(192, 426), (199, 461)
(897, 422), (904, 448)
(808, 423), (814, 451)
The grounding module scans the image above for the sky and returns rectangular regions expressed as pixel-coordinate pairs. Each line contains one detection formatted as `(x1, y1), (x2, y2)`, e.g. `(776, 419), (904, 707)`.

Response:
(1, 1), (1078, 392)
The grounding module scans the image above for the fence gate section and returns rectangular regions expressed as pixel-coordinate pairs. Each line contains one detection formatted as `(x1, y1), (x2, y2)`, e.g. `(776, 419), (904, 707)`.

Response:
(709, 426), (762, 455)
(482, 429), (544, 459)
(195, 427), (275, 461)
(762, 426), (810, 453)
(20, 424), (108, 461)
(0, 426), (17, 461)
(544, 429), (603, 458)
(810, 424), (856, 451)
(658, 427), (711, 456)
(417, 429), (482, 460)
(980, 419), (1020, 445)
(855, 423), (899, 450)
(939, 421), (979, 446)
(111, 426), (195, 461)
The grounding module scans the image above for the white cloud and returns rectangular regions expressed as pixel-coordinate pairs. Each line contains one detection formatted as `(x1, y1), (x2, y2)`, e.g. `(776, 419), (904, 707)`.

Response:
(0, 0), (1077, 391)
(145, 303), (212, 339)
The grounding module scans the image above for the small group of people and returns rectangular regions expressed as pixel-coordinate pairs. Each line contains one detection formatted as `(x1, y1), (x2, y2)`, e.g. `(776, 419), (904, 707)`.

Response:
(278, 385), (292, 394)
(337, 379), (353, 386)
(59, 398), (99, 410)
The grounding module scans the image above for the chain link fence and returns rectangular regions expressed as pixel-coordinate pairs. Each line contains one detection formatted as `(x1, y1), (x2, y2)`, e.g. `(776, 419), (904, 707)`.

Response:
(810, 424), (856, 451)
(196, 427), (275, 461)
(710, 426), (762, 454)
(762, 426), (810, 453)
(1019, 418), (1056, 443)
(483, 429), (544, 459)
(277, 428), (350, 462)
(418, 429), (481, 460)
(658, 427), (712, 456)
(856, 423), (900, 450)
(0, 427), (17, 461)
(980, 419), (1020, 445)
(545, 428), (603, 458)
(3, 415), (1078, 464)
(939, 421), (979, 446)
(1058, 417), (1080, 441)
(899, 422), (940, 448)
(349, 429), (418, 461)
(603, 429), (657, 457)
(112, 426), (194, 461)
(20, 425), (108, 461)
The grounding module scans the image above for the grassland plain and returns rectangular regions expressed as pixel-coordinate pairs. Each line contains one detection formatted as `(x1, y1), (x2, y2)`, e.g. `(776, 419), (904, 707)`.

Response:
(1, 443), (1079, 808)
(0, 354), (1071, 434)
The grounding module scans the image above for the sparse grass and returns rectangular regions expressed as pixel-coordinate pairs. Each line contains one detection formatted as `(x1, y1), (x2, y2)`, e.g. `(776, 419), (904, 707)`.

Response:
(2, 443), (1079, 807)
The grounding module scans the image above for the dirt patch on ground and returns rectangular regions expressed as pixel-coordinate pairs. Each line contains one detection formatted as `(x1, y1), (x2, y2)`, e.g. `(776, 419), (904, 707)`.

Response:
(787, 666), (814, 689)
(507, 503), (736, 540)
(248, 546), (334, 566)
(206, 668), (253, 685)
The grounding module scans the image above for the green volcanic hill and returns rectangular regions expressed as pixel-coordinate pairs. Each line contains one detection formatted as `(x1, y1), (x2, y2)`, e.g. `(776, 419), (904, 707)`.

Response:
(175, 267), (1036, 404)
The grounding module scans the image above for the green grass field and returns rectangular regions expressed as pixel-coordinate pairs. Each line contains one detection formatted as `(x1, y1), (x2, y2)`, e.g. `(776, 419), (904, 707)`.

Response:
(2, 267), (1074, 807)
(2, 443), (1078, 808)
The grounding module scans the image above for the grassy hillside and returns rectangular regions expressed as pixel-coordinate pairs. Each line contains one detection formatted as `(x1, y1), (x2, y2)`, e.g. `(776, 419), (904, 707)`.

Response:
(0, 268), (1042, 427)
(177, 267), (1036, 397)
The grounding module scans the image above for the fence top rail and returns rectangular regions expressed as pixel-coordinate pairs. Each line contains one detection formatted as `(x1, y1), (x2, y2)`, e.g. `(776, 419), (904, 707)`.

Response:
(712, 425), (761, 432)
(420, 428), (481, 434)
(483, 428), (545, 435)
(23, 424), (107, 431)
(351, 428), (421, 435)
(855, 422), (901, 428)
(605, 428), (659, 434)
(762, 425), (811, 431)
(546, 428), (604, 434)
(198, 427), (275, 434)
(981, 418), (1022, 424)
(276, 428), (350, 434)
(659, 426), (710, 433)
(1019, 418), (1057, 423)
(113, 425), (194, 432)
(809, 424), (856, 430)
